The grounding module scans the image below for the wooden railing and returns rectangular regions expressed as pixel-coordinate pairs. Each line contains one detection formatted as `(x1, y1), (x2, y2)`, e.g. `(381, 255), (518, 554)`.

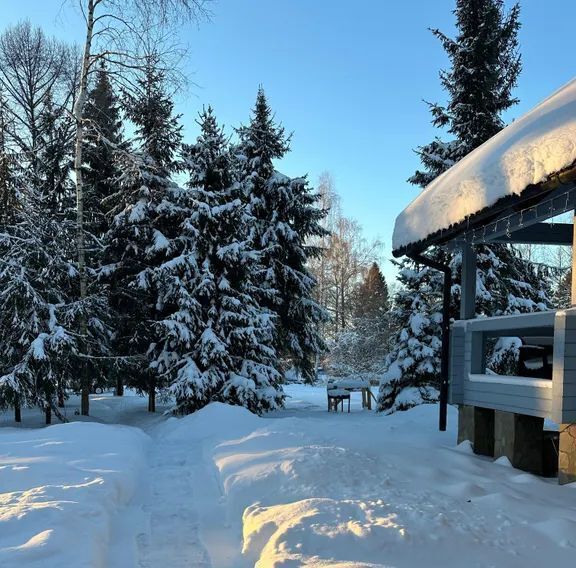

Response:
(450, 309), (576, 423)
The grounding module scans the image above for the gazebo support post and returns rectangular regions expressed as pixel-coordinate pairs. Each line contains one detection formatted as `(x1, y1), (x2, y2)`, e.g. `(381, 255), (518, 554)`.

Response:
(458, 243), (494, 448)
(460, 243), (476, 320)
(409, 252), (452, 431)
(558, 215), (576, 484)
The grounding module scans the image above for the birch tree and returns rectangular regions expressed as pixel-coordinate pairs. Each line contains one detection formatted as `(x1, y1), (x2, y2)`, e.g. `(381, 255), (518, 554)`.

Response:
(69, 0), (209, 415)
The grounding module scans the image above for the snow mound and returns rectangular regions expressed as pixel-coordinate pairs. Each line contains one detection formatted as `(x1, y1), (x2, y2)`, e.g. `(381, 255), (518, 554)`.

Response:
(393, 78), (576, 250)
(195, 392), (576, 566)
(156, 401), (262, 442)
(242, 498), (404, 567)
(494, 456), (513, 467)
(215, 432), (392, 517)
(0, 422), (149, 568)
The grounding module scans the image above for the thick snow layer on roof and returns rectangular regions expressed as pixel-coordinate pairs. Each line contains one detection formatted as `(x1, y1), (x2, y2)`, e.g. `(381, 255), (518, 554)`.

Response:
(393, 78), (576, 251)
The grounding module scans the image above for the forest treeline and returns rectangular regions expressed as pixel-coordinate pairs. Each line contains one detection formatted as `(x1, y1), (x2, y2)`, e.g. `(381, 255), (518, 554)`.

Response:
(0, 3), (330, 421)
(0, 0), (572, 423)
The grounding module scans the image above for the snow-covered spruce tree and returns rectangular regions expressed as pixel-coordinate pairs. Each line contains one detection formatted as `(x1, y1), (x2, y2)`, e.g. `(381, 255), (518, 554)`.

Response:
(0, 91), (17, 224)
(0, 96), (23, 418)
(236, 88), (328, 382)
(157, 106), (283, 414)
(378, 0), (541, 413)
(0, 186), (109, 423)
(38, 88), (112, 410)
(83, 64), (126, 395)
(102, 58), (187, 412)
(0, 87), (110, 423)
(69, 1), (209, 416)
(378, 257), (444, 413)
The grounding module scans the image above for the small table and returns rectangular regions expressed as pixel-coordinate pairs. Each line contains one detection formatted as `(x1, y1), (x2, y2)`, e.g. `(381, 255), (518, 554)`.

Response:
(327, 388), (351, 413)
(327, 380), (376, 410)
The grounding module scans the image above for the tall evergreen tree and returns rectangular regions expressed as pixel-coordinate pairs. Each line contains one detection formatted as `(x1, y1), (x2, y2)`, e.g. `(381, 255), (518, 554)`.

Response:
(236, 88), (328, 381)
(354, 262), (389, 320)
(36, 89), (75, 213)
(36, 86), (109, 418)
(102, 58), (185, 412)
(378, 258), (443, 412)
(0, 183), (109, 423)
(379, 0), (550, 413)
(330, 262), (391, 379)
(0, 90), (17, 224)
(83, 64), (125, 395)
(84, 64), (124, 237)
(0, 82), (109, 423)
(163, 107), (283, 414)
(409, 0), (521, 187)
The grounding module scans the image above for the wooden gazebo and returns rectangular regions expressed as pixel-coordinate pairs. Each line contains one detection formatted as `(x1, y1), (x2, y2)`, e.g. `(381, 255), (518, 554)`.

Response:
(392, 79), (576, 484)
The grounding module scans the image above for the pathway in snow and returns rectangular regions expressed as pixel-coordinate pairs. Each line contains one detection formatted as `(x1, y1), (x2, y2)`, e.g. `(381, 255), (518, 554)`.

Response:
(187, 442), (244, 568)
(136, 435), (212, 568)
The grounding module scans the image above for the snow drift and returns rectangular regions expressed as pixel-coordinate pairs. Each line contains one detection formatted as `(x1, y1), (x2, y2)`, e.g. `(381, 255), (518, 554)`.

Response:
(0, 422), (149, 568)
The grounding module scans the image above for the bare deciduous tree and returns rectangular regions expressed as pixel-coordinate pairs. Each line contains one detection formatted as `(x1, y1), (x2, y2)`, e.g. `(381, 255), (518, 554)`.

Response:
(0, 22), (74, 176)
(327, 215), (382, 332)
(308, 172), (383, 340)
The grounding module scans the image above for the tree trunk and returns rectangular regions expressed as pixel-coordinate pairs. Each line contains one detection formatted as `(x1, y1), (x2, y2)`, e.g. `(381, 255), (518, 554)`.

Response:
(115, 377), (124, 396)
(148, 379), (156, 413)
(334, 289), (340, 333)
(75, 1), (96, 416)
(14, 400), (21, 423)
(45, 405), (51, 425)
(57, 379), (65, 407)
(340, 281), (346, 331)
(81, 385), (90, 417)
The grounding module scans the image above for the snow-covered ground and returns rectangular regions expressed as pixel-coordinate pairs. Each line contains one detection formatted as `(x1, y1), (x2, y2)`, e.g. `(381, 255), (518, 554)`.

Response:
(2, 385), (576, 567)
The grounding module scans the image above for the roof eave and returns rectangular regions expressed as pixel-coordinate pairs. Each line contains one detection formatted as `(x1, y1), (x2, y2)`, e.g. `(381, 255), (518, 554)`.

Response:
(392, 163), (576, 258)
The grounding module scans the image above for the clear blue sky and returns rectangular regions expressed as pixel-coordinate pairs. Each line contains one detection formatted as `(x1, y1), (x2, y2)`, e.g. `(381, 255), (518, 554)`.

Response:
(2, 1), (575, 280)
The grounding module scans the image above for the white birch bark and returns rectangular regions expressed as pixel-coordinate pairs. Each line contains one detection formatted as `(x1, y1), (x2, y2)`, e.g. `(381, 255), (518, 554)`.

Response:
(74, 0), (97, 416)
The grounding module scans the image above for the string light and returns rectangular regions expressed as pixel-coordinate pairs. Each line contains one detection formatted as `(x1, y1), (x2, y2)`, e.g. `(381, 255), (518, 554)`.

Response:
(452, 188), (575, 246)
(489, 189), (572, 241)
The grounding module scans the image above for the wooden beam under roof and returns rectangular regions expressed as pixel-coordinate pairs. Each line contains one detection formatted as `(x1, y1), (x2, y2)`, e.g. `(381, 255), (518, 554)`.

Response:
(491, 222), (573, 246)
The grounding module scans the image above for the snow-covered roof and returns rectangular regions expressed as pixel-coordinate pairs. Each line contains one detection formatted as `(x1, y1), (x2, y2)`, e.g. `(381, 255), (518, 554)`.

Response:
(393, 78), (576, 253)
